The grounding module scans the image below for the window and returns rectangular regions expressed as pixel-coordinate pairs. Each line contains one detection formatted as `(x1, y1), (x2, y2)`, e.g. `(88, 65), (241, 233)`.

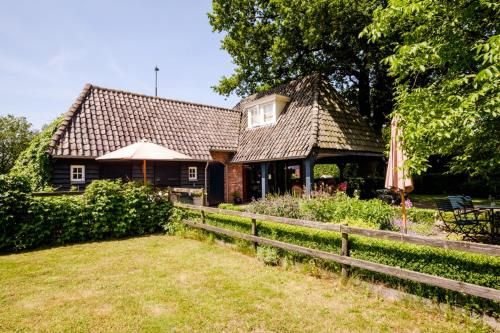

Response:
(246, 94), (290, 129)
(70, 165), (85, 183)
(262, 102), (274, 123)
(188, 166), (198, 181)
(247, 102), (275, 128)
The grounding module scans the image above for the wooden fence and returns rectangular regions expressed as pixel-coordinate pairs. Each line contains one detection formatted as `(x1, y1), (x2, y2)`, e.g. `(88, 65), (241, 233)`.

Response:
(175, 203), (500, 302)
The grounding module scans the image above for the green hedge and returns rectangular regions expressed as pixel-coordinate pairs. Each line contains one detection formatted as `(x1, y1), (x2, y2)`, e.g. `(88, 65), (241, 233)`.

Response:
(172, 208), (500, 315)
(0, 176), (172, 252)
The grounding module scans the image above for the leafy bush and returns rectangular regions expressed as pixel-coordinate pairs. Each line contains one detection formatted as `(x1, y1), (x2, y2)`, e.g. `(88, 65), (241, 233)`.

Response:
(218, 203), (246, 212)
(247, 194), (306, 219)
(9, 117), (62, 191)
(0, 176), (172, 252)
(0, 175), (33, 251)
(256, 246), (280, 266)
(302, 193), (395, 230)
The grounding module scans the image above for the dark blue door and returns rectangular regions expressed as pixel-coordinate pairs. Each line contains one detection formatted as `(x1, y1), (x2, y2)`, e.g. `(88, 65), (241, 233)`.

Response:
(208, 162), (224, 205)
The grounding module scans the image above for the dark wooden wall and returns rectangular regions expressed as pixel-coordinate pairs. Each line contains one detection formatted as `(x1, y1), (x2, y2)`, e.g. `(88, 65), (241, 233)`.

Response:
(51, 159), (99, 191)
(51, 158), (206, 191)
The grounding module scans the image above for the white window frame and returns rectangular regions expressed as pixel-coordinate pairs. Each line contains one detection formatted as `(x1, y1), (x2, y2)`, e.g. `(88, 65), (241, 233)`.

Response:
(188, 166), (198, 181)
(247, 102), (276, 128)
(70, 165), (85, 183)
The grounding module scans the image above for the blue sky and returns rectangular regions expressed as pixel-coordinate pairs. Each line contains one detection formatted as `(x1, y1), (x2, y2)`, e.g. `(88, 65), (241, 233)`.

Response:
(0, 0), (239, 129)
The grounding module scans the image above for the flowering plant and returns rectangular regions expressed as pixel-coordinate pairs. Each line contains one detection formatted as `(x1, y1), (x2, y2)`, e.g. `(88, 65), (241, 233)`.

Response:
(405, 199), (413, 208)
(338, 182), (348, 191)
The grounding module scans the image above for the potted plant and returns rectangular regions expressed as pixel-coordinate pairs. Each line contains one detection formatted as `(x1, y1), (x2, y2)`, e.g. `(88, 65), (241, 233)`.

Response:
(232, 191), (242, 204)
(192, 191), (204, 206)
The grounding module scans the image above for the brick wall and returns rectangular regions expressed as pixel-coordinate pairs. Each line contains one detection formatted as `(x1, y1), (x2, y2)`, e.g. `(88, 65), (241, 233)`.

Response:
(209, 151), (246, 203)
(227, 164), (245, 203)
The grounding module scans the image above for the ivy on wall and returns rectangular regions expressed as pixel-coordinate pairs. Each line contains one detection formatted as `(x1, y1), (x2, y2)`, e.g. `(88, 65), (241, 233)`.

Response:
(9, 117), (62, 191)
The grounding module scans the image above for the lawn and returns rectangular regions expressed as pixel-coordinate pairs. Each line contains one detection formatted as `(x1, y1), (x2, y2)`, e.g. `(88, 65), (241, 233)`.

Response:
(410, 194), (489, 208)
(0, 235), (490, 332)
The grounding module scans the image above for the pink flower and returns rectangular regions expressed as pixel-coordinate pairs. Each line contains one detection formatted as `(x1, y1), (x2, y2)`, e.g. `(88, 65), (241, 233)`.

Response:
(405, 199), (413, 208)
(338, 182), (348, 191)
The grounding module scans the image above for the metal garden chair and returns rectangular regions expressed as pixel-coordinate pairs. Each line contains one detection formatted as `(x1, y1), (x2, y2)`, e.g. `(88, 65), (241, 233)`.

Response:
(435, 198), (489, 241)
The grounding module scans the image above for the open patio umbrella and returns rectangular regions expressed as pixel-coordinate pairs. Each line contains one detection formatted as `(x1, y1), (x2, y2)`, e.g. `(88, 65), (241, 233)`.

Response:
(96, 140), (193, 185)
(385, 117), (413, 233)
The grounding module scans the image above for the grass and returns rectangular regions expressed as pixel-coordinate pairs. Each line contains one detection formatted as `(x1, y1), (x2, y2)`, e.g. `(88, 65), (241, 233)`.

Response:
(410, 194), (489, 207)
(0, 235), (491, 332)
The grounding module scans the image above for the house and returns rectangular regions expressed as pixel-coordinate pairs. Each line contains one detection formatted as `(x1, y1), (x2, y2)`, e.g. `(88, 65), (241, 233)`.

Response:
(48, 74), (384, 204)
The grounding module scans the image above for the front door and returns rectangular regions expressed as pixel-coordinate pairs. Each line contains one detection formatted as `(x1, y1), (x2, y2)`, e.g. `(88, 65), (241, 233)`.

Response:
(208, 162), (224, 205)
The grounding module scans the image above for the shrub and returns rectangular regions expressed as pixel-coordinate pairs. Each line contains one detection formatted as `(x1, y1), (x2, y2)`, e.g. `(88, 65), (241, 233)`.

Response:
(247, 194), (305, 219)
(218, 203), (246, 212)
(256, 246), (280, 266)
(0, 176), (172, 252)
(302, 192), (395, 230)
(0, 175), (33, 251)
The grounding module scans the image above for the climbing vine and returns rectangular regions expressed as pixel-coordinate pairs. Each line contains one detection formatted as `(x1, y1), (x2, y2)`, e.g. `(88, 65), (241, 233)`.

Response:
(10, 117), (62, 191)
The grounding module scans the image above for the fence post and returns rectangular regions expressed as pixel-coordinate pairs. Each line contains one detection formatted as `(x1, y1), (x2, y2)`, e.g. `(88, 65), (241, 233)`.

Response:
(340, 224), (350, 279)
(201, 210), (206, 224)
(201, 189), (207, 207)
(251, 218), (258, 251)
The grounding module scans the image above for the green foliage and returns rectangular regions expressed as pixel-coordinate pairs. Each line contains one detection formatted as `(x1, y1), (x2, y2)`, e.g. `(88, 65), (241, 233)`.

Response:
(208, 0), (394, 130)
(256, 246), (280, 266)
(248, 193), (396, 230)
(0, 115), (34, 174)
(0, 176), (172, 252)
(363, 0), (500, 178)
(10, 117), (62, 190)
(217, 203), (246, 212)
(313, 164), (340, 179)
(247, 194), (305, 219)
(0, 175), (32, 251)
(302, 193), (396, 230)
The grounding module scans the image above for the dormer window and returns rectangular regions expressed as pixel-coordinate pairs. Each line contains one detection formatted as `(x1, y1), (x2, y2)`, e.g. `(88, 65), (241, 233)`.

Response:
(246, 94), (291, 129)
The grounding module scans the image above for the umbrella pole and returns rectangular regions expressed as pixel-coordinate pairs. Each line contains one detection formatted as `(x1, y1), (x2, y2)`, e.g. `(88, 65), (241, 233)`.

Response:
(143, 160), (147, 185)
(400, 191), (407, 234)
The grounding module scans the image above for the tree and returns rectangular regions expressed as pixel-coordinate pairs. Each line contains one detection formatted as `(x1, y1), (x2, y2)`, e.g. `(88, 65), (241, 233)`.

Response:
(0, 115), (34, 174)
(208, 0), (393, 131)
(363, 0), (499, 179)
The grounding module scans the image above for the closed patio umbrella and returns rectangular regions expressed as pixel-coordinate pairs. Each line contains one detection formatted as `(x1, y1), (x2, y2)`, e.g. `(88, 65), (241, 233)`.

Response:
(96, 140), (193, 185)
(385, 117), (413, 233)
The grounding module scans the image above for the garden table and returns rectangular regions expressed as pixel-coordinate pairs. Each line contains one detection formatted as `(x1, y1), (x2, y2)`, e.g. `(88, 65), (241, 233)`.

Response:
(476, 205), (500, 240)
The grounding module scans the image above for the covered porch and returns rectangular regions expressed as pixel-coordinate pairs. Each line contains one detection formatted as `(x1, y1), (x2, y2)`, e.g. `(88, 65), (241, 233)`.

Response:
(243, 150), (384, 200)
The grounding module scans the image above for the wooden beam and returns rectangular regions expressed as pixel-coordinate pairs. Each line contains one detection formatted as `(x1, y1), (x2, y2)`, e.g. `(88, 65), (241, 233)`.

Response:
(303, 155), (314, 198)
(261, 162), (269, 199)
(182, 220), (500, 301)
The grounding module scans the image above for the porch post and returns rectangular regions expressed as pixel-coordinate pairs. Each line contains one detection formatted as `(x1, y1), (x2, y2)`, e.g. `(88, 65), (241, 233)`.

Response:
(261, 162), (269, 199)
(304, 155), (314, 198)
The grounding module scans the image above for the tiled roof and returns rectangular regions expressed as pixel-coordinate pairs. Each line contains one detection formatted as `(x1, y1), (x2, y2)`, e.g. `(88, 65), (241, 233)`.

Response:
(49, 85), (241, 160)
(316, 79), (384, 153)
(49, 75), (383, 163)
(231, 75), (383, 162)
(231, 75), (319, 162)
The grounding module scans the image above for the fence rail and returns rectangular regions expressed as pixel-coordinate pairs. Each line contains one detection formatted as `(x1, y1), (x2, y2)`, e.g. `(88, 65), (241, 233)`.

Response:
(175, 203), (500, 256)
(175, 203), (500, 301)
